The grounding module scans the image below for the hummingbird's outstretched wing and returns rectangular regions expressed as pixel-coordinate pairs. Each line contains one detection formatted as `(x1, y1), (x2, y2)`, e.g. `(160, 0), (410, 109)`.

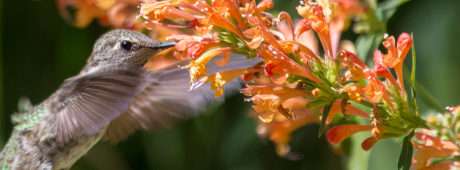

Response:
(104, 54), (260, 142)
(49, 67), (145, 144)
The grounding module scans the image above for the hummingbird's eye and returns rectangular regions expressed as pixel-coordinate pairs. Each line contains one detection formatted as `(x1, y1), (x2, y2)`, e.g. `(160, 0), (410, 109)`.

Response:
(120, 40), (133, 51)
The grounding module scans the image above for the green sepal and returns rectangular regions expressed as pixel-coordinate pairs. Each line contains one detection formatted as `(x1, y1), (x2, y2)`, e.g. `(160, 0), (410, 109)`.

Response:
(216, 29), (256, 58)
(398, 130), (414, 170)
(430, 155), (460, 166)
(318, 101), (334, 137)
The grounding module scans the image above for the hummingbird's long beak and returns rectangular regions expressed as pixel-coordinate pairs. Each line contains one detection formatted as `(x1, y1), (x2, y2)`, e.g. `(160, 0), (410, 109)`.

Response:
(147, 41), (176, 50)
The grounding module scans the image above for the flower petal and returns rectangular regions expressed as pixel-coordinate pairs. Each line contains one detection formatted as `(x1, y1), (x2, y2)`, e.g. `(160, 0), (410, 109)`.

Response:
(361, 136), (378, 150)
(326, 124), (372, 144)
(208, 12), (244, 38)
(277, 12), (295, 41)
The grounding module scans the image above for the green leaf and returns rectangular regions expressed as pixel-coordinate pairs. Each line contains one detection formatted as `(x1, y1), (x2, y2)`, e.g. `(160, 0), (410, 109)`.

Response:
(415, 83), (445, 113)
(409, 34), (417, 93)
(398, 131), (414, 170)
(403, 67), (444, 113)
(409, 33), (418, 115)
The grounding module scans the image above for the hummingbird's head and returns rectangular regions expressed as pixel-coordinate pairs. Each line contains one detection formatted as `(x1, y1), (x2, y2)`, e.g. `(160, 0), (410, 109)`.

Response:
(86, 29), (175, 69)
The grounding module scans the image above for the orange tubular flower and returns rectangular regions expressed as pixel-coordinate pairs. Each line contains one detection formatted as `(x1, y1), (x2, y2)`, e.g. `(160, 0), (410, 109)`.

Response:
(361, 135), (379, 151)
(337, 50), (367, 80)
(373, 50), (400, 89)
(362, 76), (386, 104)
(257, 44), (318, 82)
(276, 12), (295, 41)
(250, 94), (284, 122)
(57, 0), (105, 27)
(212, 0), (247, 29)
(243, 84), (310, 120)
(374, 33), (413, 92)
(326, 118), (385, 151)
(107, 3), (141, 29)
(208, 13), (245, 38)
(281, 41), (319, 64)
(326, 124), (372, 144)
(296, 2), (333, 58)
(412, 131), (460, 170)
(207, 68), (247, 96)
(187, 47), (231, 82)
(329, 0), (364, 52)
(338, 50), (390, 104)
(255, 0), (274, 13)
(326, 100), (386, 151)
(248, 16), (284, 51)
(58, 0), (144, 28)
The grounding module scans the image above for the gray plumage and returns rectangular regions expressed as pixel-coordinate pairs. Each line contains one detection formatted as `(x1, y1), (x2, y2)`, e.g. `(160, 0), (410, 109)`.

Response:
(0, 29), (259, 170)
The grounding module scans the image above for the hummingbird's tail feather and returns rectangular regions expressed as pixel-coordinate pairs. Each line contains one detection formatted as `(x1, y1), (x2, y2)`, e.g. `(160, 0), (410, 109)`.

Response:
(104, 54), (261, 142)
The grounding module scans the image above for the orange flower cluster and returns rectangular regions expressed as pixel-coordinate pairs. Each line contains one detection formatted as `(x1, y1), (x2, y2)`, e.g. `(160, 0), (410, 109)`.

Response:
(412, 131), (460, 170)
(95, 0), (426, 156)
(56, 0), (460, 167)
(57, 0), (142, 28)
(138, 0), (396, 155)
(327, 32), (425, 151)
(412, 106), (460, 169)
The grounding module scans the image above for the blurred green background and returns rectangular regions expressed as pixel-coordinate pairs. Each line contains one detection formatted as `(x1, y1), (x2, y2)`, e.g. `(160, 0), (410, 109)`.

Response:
(1, 0), (459, 169)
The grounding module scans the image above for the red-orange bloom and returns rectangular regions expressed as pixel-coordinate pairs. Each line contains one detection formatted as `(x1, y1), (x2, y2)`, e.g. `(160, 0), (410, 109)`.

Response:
(297, 2), (333, 58)
(338, 50), (390, 104)
(257, 44), (318, 82)
(374, 33), (413, 91)
(412, 131), (460, 170)
(212, 0), (247, 29)
(326, 124), (372, 144)
(326, 121), (383, 151)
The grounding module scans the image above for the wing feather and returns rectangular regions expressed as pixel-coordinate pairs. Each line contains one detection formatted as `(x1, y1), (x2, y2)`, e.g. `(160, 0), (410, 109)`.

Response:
(104, 54), (261, 142)
(49, 68), (144, 144)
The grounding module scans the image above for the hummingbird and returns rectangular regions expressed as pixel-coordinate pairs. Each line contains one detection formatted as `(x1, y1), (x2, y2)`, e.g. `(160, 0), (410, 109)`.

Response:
(0, 29), (258, 170)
